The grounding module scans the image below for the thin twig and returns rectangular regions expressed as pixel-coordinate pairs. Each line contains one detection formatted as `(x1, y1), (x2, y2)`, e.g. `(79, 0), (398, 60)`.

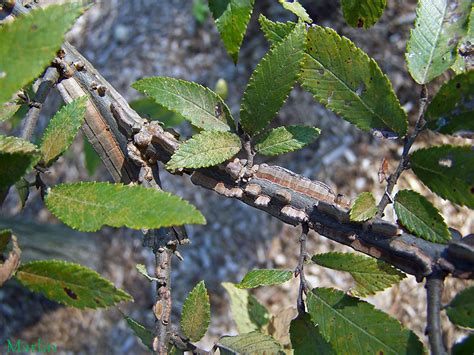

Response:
(170, 333), (209, 355)
(425, 271), (447, 355)
(376, 85), (428, 218)
(296, 223), (309, 315)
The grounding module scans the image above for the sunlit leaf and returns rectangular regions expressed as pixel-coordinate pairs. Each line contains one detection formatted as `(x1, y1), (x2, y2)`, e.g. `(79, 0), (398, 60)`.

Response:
(180, 281), (211, 342)
(236, 269), (293, 289)
(0, 101), (20, 122)
(278, 0), (312, 23)
(255, 125), (320, 156)
(217, 331), (283, 354)
(258, 15), (296, 46)
(350, 192), (377, 222)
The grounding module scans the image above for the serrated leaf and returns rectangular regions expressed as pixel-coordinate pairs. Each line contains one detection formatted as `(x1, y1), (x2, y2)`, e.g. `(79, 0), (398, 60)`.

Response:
(446, 286), (474, 329)
(341, 0), (387, 28)
(236, 269), (293, 289)
(180, 280), (211, 342)
(410, 145), (474, 208)
(255, 125), (320, 156)
(123, 314), (154, 351)
(452, 334), (474, 354)
(240, 22), (306, 136)
(217, 331), (283, 354)
(452, 6), (473, 73)
(209, 0), (255, 63)
(14, 178), (30, 209)
(290, 313), (335, 354)
(0, 135), (41, 190)
(83, 137), (101, 176)
(135, 264), (157, 282)
(130, 97), (184, 128)
(132, 77), (233, 132)
(40, 97), (87, 166)
(45, 182), (206, 232)
(307, 287), (425, 354)
(222, 282), (270, 333)
(301, 26), (407, 137)
(0, 229), (12, 254)
(166, 131), (241, 170)
(425, 71), (474, 136)
(0, 4), (83, 105)
(350, 192), (377, 222)
(278, 0), (312, 23)
(311, 253), (406, 297)
(394, 190), (451, 243)
(15, 260), (132, 309)
(0, 101), (20, 122)
(406, 0), (471, 84)
(258, 15), (296, 46)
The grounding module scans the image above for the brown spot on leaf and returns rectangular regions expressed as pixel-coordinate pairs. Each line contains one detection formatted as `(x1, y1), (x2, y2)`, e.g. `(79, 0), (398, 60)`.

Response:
(357, 18), (364, 28)
(64, 287), (78, 300)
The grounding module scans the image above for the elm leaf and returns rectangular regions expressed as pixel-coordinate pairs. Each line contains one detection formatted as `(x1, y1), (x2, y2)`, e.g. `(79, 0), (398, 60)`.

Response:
(258, 15), (296, 46)
(217, 332), (283, 354)
(452, 6), (473, 74)
(123, 314), (154, 351)
(255, 125), (320, 156)
(278, 0), (312, 23)
(350, 192), (377, 222)
(446, 286), (474, 329)
(341, 0), (387, 28)
(0, 101), (20, 122)
(290, 313), (335, 355)
(180, 281), (211, 342)
(236, 269), (293, 289)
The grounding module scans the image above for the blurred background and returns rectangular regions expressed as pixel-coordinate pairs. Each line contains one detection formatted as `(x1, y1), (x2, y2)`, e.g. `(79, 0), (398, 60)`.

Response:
(1, 0), (472, 353)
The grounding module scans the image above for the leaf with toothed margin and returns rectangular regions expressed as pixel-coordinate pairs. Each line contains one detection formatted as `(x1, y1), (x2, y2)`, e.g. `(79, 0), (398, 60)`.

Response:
(0, 101), (20, 122)
(166, 131), (241, 170)
(394, 190), (451, 244)
(290, 313), (335, 354)
(406, 0), (471, 84)
(209, 0), (255, 64)
(278, 0), (312, 23)
(350, 192), (377, 222)
(240, 22), (306, 136)
(132, 77), (234, 132)
(341, 0), (387, 29)
(301, 26), (407, 137)
(452, 6), (473, 74)
(122, 314), (154, 351)
(217, 331), (284, 354)
(180, 281), (211, 342)
(45, 182), (206, 232)
(255, 125), (320, 156)
(258, 15), (296, 46)
(446, 286), (474, 329)
(236, 269), (294, 288)
(15, 260), (133, 309)
(410, 145), (474, 209)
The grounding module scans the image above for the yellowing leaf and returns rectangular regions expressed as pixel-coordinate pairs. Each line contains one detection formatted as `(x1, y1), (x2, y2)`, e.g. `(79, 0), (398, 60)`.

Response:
(217, 332), (283, 354)
(350, 192), (377, 222)
(180, 281), (211, 342)
(236, 269), (293, 289)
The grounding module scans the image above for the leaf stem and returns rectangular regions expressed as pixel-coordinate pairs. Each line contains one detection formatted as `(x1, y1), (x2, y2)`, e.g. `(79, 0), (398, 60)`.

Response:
(425, 271), (447, 355)
(170, 333), (209, 355)
(296, 222), (309, 315)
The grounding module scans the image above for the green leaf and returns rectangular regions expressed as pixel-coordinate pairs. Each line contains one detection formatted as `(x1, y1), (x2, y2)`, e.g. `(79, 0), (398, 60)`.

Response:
(15, 260), (132, 309)
(209, 0), (255, 63)
(0, 135), (41, 190)
(341, 0), (387, 28)
(258, 15), (296, 46)
(410, 145), (474, 209)
(349, 192), (377, 222)
(278, 0), (312, 23)
(446, 286), (474, 329)
(290, 313), (335, 354)
(135, 264), (157, 282)
(166, 131), (241, 170)
(452, 334), (474, 355)
(132, 77), (233, 131)
(14, 178), (30, 209)
(307, 288), (425, 354)
(394, 190), (451, 243)
(40, 97), (87, 166)
(83, 137), (101, 176)
(45, 182), (206, 232)
(452, 6), (474, 74)
(0, 229), (12, 254)
(240, 22), (306, 136)
(0, 101), (20, 122)
(301, 26), (407, 137)
(406, 0), (471, 84)
(130, 97), (184, 128)
(222, 282), (270, 333)
(425, 71), (474, 136)
(123, 314), (154, 351)
(254, 125), (320, 156)
(0, 4), (83, 105)
(217, 332), (283, 354)
(236, 269), (293, 289)
(180, 280), (211, 342)
(311, 253), (406, 297)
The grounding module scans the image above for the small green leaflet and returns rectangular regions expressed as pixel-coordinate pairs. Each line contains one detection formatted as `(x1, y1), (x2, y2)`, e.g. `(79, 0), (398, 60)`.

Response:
(406, 0), (471, 84)
(0, 135), (41, 190)
(0, 101), (20, 122)
(240, 22), (306, 136)
(222, 282), (270, 333)
(180, 281), (211, 342)
(307, 288), (425, 354)
(410, 145), (474, 209)
(217, 331), (284, 354)
(311, 253), (406, 297)
(254, 125), (320, 157)
(166, 131), (241, 170)
(208, 0), (255, 63)
(301, 26), (407, 137)
(14, 178), (30, 209)
(0, 229), (12, 254)
(341, 0), (387, 28)
(45, 182), (206, 232)
(236, 269), (293, 289)
(83, 137), (101, 176)
(0, 3), (83, 105)
(40, 97), (87, 166)
(394, 190), (451, 244)
(122, 314), (154, 351)
(258, 15), (296, 46)
(135, 264), (157, 282)
(425, 71), (474, 136)
(290, 313), (335, 354)
(130, 97), (184, 128)
(278, 0), (312, 23)
(132, 77), (234, 132)
(350, 192), (377, 222)
(452, 334), (474, 354)
(15, 260), (132, 309)
(446, 286), (474, 329)
(452, 5), (473, 74)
